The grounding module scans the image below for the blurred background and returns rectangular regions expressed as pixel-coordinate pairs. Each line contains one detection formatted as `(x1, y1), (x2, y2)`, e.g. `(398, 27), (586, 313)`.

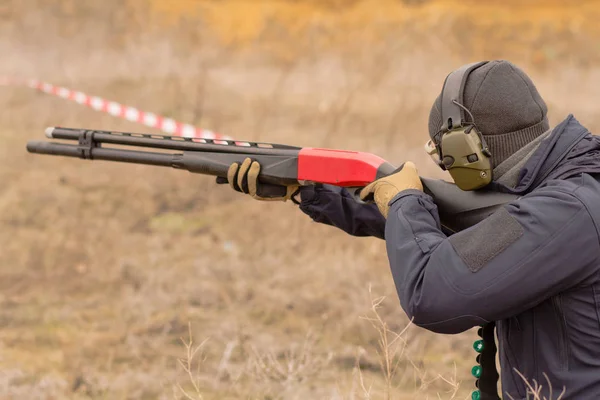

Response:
(1, 1), (599, 399)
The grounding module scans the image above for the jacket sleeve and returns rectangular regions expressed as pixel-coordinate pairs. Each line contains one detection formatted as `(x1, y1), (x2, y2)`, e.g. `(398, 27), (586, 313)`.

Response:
(298, 184), (386, 239)
(385, 183), (600, 334)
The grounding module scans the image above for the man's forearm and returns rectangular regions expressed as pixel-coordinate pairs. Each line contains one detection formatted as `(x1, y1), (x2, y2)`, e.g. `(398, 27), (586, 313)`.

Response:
(298, 185), (386, 239)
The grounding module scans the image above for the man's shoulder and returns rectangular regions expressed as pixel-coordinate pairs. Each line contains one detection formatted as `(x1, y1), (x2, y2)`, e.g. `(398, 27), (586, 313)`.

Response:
(534, 174), (600, 235)
(535, 173), (600, 196)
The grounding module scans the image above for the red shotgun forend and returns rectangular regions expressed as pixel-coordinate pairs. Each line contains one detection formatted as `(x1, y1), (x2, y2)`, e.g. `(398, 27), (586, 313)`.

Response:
(297, 148), (387, 187)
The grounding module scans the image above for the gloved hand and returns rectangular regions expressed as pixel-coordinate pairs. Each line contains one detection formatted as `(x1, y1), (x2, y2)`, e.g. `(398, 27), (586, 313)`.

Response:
(222, 158), (299, 201)
(359, 161), (423, 218)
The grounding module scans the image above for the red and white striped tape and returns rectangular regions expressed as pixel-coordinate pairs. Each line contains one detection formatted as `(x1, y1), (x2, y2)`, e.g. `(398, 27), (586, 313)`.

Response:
(1, 77), (230, 140)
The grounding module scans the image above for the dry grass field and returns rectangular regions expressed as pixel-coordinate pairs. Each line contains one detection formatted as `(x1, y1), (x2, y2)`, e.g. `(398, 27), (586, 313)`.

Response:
(1, 1), (600, 399)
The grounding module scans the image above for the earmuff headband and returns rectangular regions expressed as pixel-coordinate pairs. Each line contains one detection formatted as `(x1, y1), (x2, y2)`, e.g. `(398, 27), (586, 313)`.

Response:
(440, 61), (488, 131)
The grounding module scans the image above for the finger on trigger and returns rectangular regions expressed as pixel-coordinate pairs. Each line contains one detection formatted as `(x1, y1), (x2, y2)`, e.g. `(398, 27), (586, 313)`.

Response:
(359, 182), (376, 200)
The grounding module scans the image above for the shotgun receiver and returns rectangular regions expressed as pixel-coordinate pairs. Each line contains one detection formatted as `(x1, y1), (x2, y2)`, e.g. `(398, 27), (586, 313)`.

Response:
(27, 127), (518, 233)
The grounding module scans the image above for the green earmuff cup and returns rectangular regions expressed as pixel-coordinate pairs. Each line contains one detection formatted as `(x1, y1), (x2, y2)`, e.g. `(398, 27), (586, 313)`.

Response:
(438, 127), (492, 191)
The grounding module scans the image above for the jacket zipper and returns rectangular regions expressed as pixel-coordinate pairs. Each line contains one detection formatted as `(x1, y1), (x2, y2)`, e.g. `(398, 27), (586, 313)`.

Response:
(552, 296), (570, 370)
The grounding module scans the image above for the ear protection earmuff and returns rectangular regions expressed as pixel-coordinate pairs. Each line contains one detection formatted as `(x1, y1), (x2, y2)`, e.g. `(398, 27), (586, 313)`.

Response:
(424, 62), (493, 191)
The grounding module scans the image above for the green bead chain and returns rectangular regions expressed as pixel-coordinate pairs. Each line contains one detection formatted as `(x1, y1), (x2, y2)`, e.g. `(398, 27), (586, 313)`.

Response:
(473, 325), (485, 398)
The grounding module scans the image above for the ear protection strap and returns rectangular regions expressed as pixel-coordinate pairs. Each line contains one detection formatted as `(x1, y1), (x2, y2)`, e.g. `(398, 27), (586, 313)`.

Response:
(440, 61), (488, 131)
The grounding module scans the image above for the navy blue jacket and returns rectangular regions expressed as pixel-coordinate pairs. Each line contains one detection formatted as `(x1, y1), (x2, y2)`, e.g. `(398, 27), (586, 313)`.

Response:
(299, 116), (600, 399)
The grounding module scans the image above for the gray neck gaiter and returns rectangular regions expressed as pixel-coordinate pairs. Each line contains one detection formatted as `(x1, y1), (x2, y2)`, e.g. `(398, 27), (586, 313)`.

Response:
(493, 129), (552, 189)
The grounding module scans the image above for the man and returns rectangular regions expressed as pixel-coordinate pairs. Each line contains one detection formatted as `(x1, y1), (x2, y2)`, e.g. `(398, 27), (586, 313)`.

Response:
(224, 60), (600, 399)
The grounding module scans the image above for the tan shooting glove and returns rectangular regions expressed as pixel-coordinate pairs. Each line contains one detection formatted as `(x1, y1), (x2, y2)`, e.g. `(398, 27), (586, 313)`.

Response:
(227, 158), (299, 201)
(359, 161), (423, 218)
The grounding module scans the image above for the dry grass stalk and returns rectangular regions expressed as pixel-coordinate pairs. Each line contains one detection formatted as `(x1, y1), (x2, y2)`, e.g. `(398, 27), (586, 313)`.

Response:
(505, 370), (566, 400)
(357, 286), (463, 400)
(360, 286), (411, 399)
(247, 331), (333, 386)
(176, 323), (209, 400)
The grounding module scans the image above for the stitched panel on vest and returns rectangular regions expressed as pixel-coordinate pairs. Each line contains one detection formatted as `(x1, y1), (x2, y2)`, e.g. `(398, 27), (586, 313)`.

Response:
(449, 207), (524, 272)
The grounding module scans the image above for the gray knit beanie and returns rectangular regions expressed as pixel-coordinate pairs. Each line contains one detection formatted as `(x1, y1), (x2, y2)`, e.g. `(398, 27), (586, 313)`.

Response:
(428, 60), (549, 168)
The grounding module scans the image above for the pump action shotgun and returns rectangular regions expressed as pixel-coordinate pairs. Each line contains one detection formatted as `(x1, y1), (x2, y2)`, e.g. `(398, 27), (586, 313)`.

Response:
(27, 127), (518, 233)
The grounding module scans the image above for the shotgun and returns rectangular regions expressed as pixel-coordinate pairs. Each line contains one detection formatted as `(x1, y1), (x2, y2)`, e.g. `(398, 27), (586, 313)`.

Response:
(26, 127), (517, 233)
